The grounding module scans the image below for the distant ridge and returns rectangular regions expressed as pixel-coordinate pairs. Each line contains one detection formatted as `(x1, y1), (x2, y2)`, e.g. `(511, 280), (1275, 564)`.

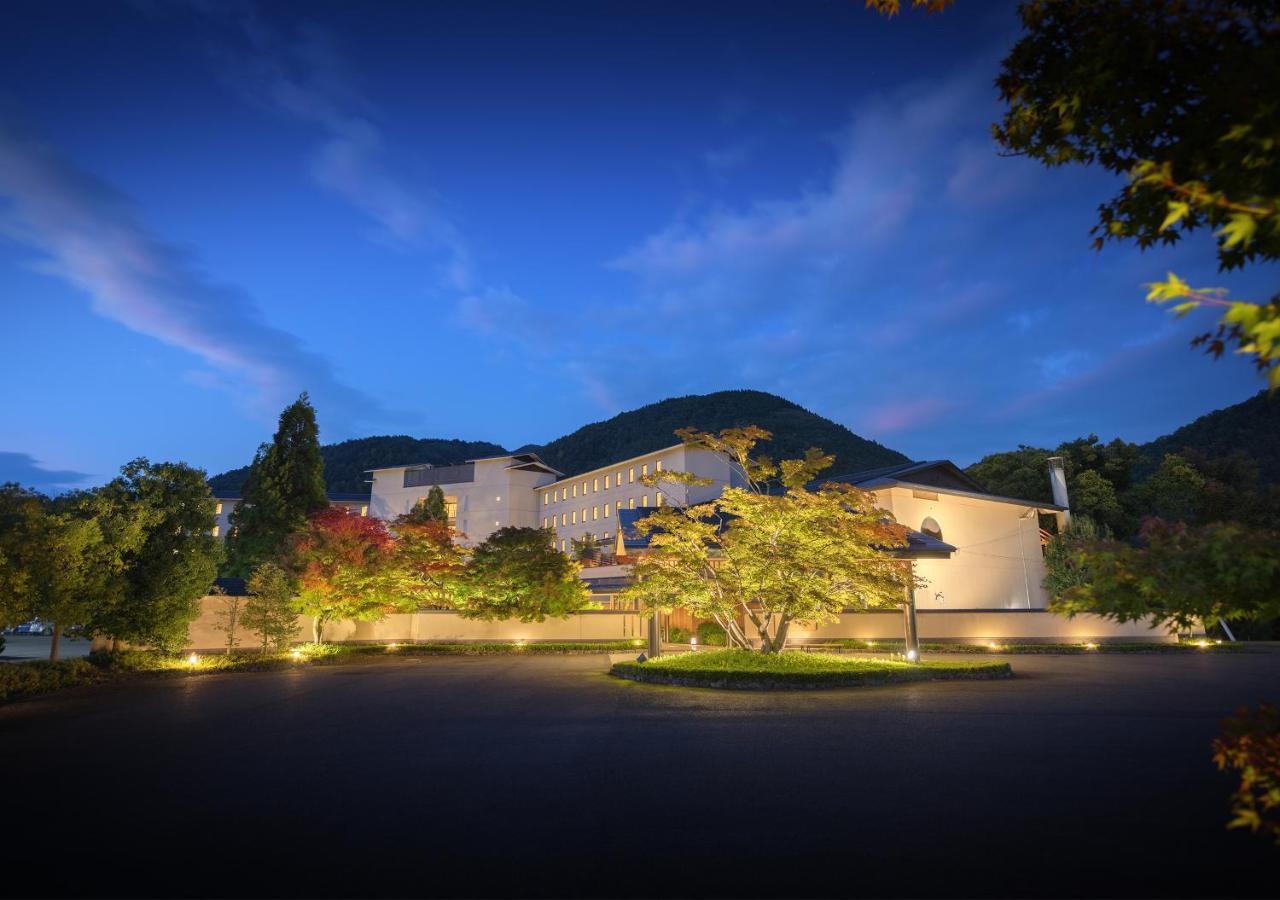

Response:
(517, 390), (909, 478)
(207, 390), (908, 495)
(1135, 390), (1280, 483)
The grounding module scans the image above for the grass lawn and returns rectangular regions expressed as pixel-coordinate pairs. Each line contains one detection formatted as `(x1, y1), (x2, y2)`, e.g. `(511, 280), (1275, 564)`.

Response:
(0, 640), (647, 705)
(820, 639), (1245, 654)
(610, 648), (1013, 689)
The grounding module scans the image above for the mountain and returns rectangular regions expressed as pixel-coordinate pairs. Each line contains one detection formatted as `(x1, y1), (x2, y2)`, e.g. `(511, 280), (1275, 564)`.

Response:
(207, 437), (507, 496)
(518, 390), (908, 478)
(1135, 390), (1280, 483)
(207, 391), (908, 494)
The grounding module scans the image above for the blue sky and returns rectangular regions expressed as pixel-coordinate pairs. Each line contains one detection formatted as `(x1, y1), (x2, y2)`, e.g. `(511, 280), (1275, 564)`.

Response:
(1, 0), (1272, 492)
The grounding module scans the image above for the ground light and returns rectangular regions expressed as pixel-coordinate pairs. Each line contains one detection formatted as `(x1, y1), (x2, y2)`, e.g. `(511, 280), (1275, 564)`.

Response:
(905, 649), (919, 662)
(290, 649), (302, 661)
(186, 653), (199, 666)
(387, 642), (398, 651)
(1197, 639), (1210, 649)
(987, 641), (1002, 651)
(690, 636), (698, 651)
(1084, 642), (1098, 650)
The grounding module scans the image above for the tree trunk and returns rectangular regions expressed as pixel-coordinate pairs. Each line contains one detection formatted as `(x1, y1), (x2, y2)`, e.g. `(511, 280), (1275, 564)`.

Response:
(312, 616), (323, 644)
(49, 623), (62, 662)
(902, 586), (920, 661)
(773, 616), (792, 654)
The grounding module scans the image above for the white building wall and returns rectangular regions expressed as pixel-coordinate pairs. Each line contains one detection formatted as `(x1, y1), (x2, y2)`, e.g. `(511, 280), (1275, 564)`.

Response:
(876, 485), (1049, 610)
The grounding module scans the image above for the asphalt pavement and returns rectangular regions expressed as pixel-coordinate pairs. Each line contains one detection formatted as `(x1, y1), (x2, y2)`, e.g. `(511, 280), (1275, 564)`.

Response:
(2, 649), (1277, 898)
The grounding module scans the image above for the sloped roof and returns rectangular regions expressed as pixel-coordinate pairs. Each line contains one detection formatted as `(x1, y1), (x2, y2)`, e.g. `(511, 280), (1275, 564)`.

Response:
(826, 460), (1066, 511)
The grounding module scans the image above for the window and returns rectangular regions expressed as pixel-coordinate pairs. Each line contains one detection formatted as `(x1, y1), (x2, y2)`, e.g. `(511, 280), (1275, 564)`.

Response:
(593, 477), (599, 492)
(604, 475), (611, 489)
(592, 506), (599, 520)
(360, 505), (369, 517)
(561, 513), (567, 526)
(921, 517), (943, 540)
(628, 498), (635, 509)
(642, 463), (649, 477)
(560, 540), (566, 552)
(655, 460), (663, 472)
(573, 484), (578, 498)
(214, 502), (223, 515)
(581, 507), (587, 523)
(617, 470), (623, 485)
(543, 517), (549, 528)
(211, 525), (220, 537)
(543, 493), (549, 506)
(642, 494), (649, 507)
(581, 480), (588, 494)
(604, 503), (611, 517)
(572, 510), (578, 524)
(445, 500), (458, 521)
(656, 493), (663, 507)
(628, 467), (635, 483)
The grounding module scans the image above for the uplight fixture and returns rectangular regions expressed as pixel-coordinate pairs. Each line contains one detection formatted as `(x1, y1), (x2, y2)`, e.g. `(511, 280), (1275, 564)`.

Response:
(1084, 642), (1098, 650)
(186, 653), (199, 666)
(905, 649), (919, 662)
(291, 649), (303, 661)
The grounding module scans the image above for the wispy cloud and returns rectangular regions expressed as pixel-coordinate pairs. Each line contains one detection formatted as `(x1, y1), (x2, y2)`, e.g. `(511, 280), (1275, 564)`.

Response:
(0, 119), (383, 424)
(208, 10), (473, 288)
(0, 451), (91, 493)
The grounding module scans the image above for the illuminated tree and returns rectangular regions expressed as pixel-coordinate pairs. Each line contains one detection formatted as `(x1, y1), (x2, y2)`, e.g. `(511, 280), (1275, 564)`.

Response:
(993, 0), (1280, 385)
(1052, 518), (1280, 632)
(243, 563), (301, 652)
(404, 485), (449, 525)
(388, 518), (468, 610)
(458, 527), (589, 622)
(622, 428), (912, 654)
(289, 508), (402, 642)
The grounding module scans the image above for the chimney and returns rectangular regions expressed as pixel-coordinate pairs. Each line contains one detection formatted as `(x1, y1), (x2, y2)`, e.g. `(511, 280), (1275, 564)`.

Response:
(1047, 456), (1071, 530)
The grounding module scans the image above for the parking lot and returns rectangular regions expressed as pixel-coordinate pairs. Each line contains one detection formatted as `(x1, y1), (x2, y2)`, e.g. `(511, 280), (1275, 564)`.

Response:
(0, 633), (93, 661)
(2, 648), (1278, 898)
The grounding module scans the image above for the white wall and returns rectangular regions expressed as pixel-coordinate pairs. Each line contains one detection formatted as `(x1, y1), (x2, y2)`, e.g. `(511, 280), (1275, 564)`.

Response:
(876, 485), (1049, 610)
(777, 610), (1177, 643)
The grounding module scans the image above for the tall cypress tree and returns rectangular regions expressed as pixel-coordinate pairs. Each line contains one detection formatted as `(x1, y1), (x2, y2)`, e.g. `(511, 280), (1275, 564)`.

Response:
(225, 393), (328, 576)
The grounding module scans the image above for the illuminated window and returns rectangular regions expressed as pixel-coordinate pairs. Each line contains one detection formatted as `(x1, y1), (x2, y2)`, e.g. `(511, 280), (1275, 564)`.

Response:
(617, 470), (623, 485)
(628, 498), (635, 509)
(581, 480), (587, 494)
(572, 510), (578, 524)
(214, 502), (223, 515)
(592, 506), (599, 520)
(604, 475), (611, 489)
(360, 505), (369, 517)
(642, 463), (649, 477)
(561, 513), (567, 526)
(581, 507), (587, 523)
(629, 467), (635, 483)
(593, 477), (599, 492)
(921, 517), (943, 540)
(655, 460), (663, 472)
(445, 499), (458, 521)
(642, 494), (649, 507)
(560, 539), (566, 552)
(543, 517), (549, 528)
(211, 525), (220, 537)
(656, 493), (663, 507)
(543, 493), (549, 506)
(604, 503), (611, 518)
(573, 484), (578, 498)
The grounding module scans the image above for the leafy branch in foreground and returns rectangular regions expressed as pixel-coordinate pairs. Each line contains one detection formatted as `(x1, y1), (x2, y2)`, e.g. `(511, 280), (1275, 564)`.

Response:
(1213, 704), (1280, 845)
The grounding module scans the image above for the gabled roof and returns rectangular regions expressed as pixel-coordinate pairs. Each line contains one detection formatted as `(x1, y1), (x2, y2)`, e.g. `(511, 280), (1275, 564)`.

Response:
(366, 451), (562, 477)
(826, 460), (1066, 512)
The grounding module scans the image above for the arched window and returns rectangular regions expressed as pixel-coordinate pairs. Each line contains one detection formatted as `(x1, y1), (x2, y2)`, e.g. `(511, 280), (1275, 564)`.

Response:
(921, 516), (943, 540)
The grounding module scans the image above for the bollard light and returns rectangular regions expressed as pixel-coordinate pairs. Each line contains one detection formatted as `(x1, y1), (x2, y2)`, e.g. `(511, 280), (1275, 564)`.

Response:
(186, 653), (199, 666)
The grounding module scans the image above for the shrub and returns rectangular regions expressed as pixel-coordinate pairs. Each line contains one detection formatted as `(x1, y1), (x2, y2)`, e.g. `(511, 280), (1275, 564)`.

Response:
(696, 621), (727, 646)
(0, 658), (104, 703)
(667, 626), (691, 643)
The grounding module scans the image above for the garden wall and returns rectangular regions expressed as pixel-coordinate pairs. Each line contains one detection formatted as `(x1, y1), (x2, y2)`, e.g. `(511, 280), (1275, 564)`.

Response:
(774, 610), (1179, 644)
(184, 595), (646, 651)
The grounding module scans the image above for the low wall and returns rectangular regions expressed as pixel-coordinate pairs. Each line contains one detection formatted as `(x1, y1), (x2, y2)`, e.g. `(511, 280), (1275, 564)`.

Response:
(186, 595), (646, 651)
(775, 610), (1178, 644)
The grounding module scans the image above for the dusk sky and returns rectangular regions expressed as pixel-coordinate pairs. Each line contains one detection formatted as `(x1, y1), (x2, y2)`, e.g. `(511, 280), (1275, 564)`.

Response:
(2, 0), (1273, 492)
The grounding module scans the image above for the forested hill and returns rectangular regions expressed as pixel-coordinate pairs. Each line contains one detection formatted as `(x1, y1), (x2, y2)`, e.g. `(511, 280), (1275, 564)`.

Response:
(517, 390), (909, 478)
(207, 437), (507, 496)
(207, 391), (908, 495)
(1135, 390), (1280, 483)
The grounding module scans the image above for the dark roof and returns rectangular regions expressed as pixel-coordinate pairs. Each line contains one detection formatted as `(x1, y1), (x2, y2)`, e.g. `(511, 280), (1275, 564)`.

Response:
(326, 492), (370, 502)
(208, 491), (370, 502)
(583, 575), (632, 593)
(825, 460), (1066, 511)
(213, 577), (247, 597)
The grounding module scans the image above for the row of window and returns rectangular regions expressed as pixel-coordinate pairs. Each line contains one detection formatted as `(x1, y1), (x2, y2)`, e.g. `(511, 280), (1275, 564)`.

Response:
(556, 535), (612, 553)
(542, 493), (663, 529)
(543, 461), (662, 505)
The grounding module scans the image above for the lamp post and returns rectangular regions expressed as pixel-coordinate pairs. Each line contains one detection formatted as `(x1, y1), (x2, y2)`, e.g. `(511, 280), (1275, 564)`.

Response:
(902, 583), (920, 662)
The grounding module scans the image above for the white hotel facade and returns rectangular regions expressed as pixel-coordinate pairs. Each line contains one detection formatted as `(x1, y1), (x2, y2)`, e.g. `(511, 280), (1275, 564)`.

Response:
(367, 444), (742, 553)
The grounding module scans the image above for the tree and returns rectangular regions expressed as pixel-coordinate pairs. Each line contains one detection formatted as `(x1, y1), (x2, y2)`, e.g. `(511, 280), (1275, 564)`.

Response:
(0, 485), (119, 661)
(243, 563), (301, 652)
(993, 0), (1280, 385)
(89, 460), (222, 652)
(1213, 704), (1280, 845)
(1070, 469), (1127, 536)
(289, 508), (402, 642)
(570, 532), (599, 564)
(209, 586), (244, 654)
(458, 527), (589, 622)
(1041, 514), (1105, 601)
(403, 485), (449, 525)
(225, 393), (329, 576)
(621, 427), (912, 654)
(387, 518), (467, 610)
(1126, 453), (1206, 525)
(1052, 518), (1280, 632)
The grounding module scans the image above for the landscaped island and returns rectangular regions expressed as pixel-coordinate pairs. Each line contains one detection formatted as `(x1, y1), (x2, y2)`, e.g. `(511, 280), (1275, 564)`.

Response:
(610, 649), (1013, 690)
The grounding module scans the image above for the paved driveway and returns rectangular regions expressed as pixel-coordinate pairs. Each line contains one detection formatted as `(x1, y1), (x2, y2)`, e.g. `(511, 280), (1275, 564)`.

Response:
(3, 650), (1277, 898)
